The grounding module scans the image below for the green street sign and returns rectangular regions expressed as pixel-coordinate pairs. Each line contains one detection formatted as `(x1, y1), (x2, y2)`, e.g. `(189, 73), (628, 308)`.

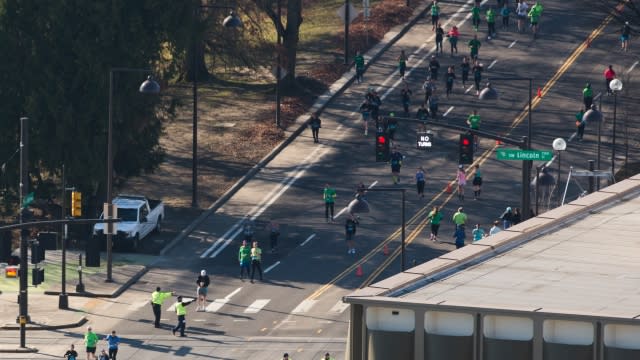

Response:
(496, 149), (553, 161)
(22, 192), (34, 208)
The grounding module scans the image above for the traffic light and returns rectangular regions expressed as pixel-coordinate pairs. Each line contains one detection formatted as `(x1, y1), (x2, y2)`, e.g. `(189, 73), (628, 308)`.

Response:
(71, 191), (82, 217)
(459, 133), (474, 165)
(30, 241), (44, 264)
(32, 268), (44, 286)
(375, 131), (390, 162)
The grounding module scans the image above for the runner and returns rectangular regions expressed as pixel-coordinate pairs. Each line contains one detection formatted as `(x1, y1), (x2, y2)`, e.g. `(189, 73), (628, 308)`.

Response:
(445, 66), (456, 99)
(456, 165), (467, 202)
(500, 3), (511, 29)
(400, 82), (413, 116)
(528, 1), (543, 37)
(486, 7), (497, 39)
(398, 50), (408, 79)
(467, 109), (481, 151)
(471, 3), (482, 32)
(387, 112), (399, 140)
(516, 0), (529, 33)
(472, 60), (483, 96)
(461, 56), (470, 87)
(423, 77), (436, 104)
(428, 55), (441, 80)
(390, 147), (404, 184)
(323, 183), (337, 223)
(416, 167), (426, 198)
(428, 90), (439, 119)
(416, 103), (429, 122)
(431, 1), (440, 31)
(309, 112), (321, 143)
(604, 65), (616, 95)
(468, 34), (481, 61)
(621, 21), (631, 52)
(435, 23), (445, 54)
(582, 83), (593, 110)
(472, 164), (483, 200)
(447, 26), (460, 55)
(359, 99), (371, 136)
(575, 108), (585, 141)
(365, 87), (381, 121)
(427, 206), (443, 242)
(353, 50), (365, 83)
(345, 214), (359, 254)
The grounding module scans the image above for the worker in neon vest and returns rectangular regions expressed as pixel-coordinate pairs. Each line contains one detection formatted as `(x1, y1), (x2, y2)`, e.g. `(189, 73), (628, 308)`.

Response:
(172, 296), (195, 337)
(151, 287), (175, 328)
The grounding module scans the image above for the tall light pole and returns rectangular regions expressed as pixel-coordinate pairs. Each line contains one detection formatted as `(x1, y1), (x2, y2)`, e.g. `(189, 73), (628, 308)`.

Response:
(18, 116), (29, 348)
(552, 138), (567, 207)
(107, 70), (160, 282)
(582, 104), (603, 189)
(275, 0), (282, 128)
(479, 77), (533, 220)
(191, 9), (242, 207)
(609, 78), (623, 179)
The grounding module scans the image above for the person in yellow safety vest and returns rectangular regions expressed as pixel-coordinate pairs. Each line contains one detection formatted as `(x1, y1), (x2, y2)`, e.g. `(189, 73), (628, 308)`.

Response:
(151, 287), (175, 328)
(322, 352), (335, 360)
(172, 296), (195, 337)
(282, 353), (292, 360)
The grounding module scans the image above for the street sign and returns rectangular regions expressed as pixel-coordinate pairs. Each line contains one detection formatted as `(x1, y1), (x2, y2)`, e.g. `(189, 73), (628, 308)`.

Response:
(337, 3), (359, 24)
(497, 149), (553, 161)
(416, 131), (433, 149)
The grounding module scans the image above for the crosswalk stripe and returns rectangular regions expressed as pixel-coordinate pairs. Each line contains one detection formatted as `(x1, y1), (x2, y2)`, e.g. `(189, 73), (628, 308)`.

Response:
(128, 300), (149, 311)
(205, 299), (229, 313)
(329, 301), (350, 314)
(244, 299), (270, 314)
(291, 299), (317, 314)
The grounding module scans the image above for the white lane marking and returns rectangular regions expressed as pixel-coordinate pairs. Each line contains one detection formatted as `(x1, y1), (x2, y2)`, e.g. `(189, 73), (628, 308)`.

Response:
(300, 234), (316, 247)
(204, 146), (329, 258)
(193, 319), (206, 322)
(335, 181), (378, 220)
(368, 181), (378, 189)
(488, 60), (497, 69)
(206, 299), (229, 313)
(349, 111), (356, 116)
(225, 287), (242, 299)
(568, 132), (577, 142)
(627, 60), (639, 74)
(264, 261), (281, 273)
(379, 0), (478, 101)
(465, 85), (474, 94)
(233, 319), (249, 322)
(443, 106), (454, 117)
(508, 40), (517, 48)
(337, 124), (344, 131)
(244, 299), (270, 313)
(593, 91), (602, 102)
(329, 301), (350, 314)
(166, 298), (195, 312)
(291, 299), (318, 314)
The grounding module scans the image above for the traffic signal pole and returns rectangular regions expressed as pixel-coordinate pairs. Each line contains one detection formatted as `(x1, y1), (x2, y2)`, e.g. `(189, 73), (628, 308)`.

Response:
(18, 117), (29, 348)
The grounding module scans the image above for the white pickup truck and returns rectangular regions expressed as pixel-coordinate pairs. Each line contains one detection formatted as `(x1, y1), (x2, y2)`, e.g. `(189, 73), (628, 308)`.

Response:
(93, 195), (164, 251)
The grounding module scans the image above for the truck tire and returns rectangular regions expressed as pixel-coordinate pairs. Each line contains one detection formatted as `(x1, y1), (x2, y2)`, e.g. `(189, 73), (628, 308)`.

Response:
(132, 234), (141, 252)
(155, 216), (162, 233)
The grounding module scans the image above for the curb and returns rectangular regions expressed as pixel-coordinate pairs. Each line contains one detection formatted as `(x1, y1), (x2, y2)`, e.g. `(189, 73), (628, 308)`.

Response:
(43, 266), (148, 298)
(0, 316), (87, 332)
(159, 2), (431, 256)
(0, 347), (39, 353)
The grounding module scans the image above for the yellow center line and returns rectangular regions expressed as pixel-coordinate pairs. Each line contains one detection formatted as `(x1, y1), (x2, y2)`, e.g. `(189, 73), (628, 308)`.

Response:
(306, 7), (620, 301)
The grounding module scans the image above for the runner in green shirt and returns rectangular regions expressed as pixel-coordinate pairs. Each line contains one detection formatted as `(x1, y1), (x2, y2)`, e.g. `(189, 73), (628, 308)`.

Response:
(353, 50), (365, 84)
(427, 206), (443, 242)
(452, 207), (467, 229)
(486, 8), (496, 38)
(323, 183), (337, 222)
(468, 35), (481, 60)
(467, 110), (481, 130)
(431, 1), (440, 31)
(238, 240), (251, 280)
(471, 5), (481, 31)
(84, 326), (99, 359)
(528, 1), (543, 37)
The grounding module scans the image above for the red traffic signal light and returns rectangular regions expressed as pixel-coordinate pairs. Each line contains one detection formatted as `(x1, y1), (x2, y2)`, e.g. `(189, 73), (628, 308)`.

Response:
(462, 138), (470, 146)
(377, 135), (386, 144)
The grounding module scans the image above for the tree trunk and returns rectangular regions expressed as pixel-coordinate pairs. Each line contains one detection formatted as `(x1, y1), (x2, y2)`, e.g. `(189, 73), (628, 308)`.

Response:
(282, 0), (302, 89)
(186, 41), (209, 82)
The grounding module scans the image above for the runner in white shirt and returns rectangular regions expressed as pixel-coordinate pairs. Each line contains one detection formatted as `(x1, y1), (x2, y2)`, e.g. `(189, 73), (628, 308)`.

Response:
(516, 0), (529, 33)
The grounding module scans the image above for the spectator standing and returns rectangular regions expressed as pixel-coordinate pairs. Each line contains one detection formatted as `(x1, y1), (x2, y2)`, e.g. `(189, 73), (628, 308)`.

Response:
(435, 23), (445, 54)
(489, 220), (502, 235)
(456, 165), (467, 201)
(582, 83), (593, 110)
(500, 207), (514, 229)
(345, 214), (359, 254)
(512, 207), (522, 225)
(238, 240), (251, 280)
(472, 224), (485, 242)
(472, 165), (483, 200)
(172, 296), (195, 337)
(309, 112), (321, 143)
(250, 241), (263, 283)
(84, 326), (99, 360)
(105, 330), (120, 360)
(447, 26), (460, 55)
(427, 206), (443, 242)
(196, 270), (210, 311)
(621, 21), (631, 52)
(323, 183), (337, 223)
(416, 167), (426, 198)
(575, 108), (585, 141)
(353, 50), (365, 83)
(282, 353), (291, 360)
(151, 287), (174, 328)
(454, 225), (466, 249)
(268, 218), (280, 253)
(604, 65), (616, 95)
(64, 344), (79, 360)
(452, 207), (467, 229)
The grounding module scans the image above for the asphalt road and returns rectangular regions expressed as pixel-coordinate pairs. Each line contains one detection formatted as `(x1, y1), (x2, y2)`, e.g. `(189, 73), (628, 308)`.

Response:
(3, 0), (639, 358)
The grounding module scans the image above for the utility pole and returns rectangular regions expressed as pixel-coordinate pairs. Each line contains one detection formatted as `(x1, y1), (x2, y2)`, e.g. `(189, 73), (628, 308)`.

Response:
(18, 116), (29, 348)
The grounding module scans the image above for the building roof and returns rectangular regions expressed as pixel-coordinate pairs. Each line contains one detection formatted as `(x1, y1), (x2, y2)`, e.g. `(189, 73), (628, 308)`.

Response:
(345, 175), (640, 321)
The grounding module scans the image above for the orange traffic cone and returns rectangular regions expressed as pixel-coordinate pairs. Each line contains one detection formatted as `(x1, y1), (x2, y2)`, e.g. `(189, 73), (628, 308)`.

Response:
(537, 87), (542, 98)
(356, 265), (363, 277)
(445, 183), (453, 194)
(383, 244), (390, 256)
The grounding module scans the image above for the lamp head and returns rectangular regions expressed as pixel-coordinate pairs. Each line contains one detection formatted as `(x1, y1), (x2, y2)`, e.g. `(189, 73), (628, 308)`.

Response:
(139, 76), (160, 94)
(223, 11), (242, 28)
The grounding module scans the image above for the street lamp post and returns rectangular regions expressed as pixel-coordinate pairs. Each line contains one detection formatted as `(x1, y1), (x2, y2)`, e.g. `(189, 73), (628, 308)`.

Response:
(191, 9), (242, 207)
(582, 104), (603, 189)
(552, 138), (567, 207)
(106, 70), (160, 282)
(609, 78), (623, 179)
(275, 0), (282, 128)
(18, 117), (29, 348)
(479, 78), (533, 220)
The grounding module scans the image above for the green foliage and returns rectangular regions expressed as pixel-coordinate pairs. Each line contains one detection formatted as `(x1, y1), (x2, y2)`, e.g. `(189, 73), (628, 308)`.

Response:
(0, 0), (192, 204)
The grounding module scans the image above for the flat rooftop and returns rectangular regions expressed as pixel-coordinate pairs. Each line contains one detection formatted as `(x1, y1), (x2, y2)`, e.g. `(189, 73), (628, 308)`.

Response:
(347, 175), (640, 321)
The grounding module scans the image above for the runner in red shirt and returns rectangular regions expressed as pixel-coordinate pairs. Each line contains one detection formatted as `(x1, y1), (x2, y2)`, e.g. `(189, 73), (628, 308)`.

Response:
(604, 65), (616, 95)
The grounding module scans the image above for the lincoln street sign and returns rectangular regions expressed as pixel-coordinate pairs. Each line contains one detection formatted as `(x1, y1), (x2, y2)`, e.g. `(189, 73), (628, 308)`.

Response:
(496, 149), (553, 161)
